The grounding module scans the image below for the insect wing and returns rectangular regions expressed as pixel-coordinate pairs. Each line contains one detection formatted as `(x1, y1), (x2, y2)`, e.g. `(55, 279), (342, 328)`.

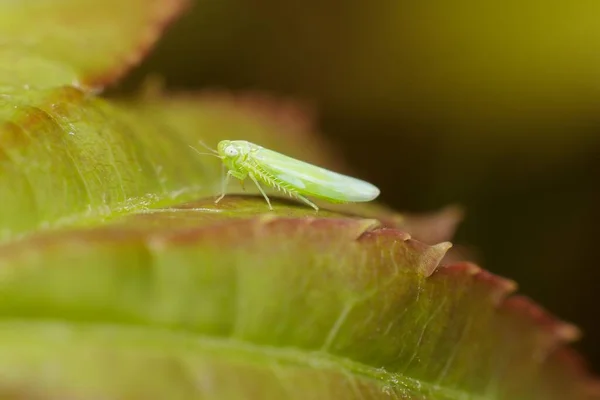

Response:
(253, 148), (380, 202)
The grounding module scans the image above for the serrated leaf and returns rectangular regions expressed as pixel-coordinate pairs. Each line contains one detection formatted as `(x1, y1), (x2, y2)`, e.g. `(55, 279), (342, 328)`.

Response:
(0, 80), (596, 400)
(0, 201), (596, 399)
(0, 1), (598, 399)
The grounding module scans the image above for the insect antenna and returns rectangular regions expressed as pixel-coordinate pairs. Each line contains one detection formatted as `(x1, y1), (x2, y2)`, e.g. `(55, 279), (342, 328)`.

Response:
(189, 145), (222, 159)
(197, 140), (219, 154)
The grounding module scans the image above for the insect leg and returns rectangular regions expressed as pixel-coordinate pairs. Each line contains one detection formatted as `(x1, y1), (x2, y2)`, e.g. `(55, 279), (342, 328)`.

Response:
(249, 173), (273, 210)
(215, 169), (231, 204)
(296, 194), (319, 212)
(216, 168), (248, 204)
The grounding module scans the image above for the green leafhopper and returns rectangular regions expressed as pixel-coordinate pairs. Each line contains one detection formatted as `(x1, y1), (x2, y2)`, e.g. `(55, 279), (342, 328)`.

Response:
(191, 140), (380, 211)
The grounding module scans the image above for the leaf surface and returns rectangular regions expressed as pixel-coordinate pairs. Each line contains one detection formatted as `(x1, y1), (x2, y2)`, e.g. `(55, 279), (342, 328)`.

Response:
(0, 0), (188, 90)
(0, 88), (348, 240)
(0, 1), (598, 399)
(0, 83), (596, 400)
(0, 200), (597, 399)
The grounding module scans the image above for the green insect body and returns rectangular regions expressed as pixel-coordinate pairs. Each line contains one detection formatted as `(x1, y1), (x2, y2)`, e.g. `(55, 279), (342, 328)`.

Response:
(193, 140), (380, 211)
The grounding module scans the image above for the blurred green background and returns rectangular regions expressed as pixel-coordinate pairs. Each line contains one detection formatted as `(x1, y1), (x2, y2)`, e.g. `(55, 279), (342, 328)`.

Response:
(117, 0), (600, 371)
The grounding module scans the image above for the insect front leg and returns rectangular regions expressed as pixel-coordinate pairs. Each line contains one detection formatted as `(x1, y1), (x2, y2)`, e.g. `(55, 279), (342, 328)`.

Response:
(248, 173), (273, 210)
(216, 169), (248, 204)
(215, 169), (231, 204)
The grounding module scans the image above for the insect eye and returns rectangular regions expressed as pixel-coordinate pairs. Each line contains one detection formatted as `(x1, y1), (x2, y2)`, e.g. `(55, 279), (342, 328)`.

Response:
(225, 146), (238, 156)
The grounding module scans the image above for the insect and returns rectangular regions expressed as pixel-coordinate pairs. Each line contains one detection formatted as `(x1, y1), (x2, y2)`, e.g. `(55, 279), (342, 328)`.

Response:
(190, 140), (380, 211)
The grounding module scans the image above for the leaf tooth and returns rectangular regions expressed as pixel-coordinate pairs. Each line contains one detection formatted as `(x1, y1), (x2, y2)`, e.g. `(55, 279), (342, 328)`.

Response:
(418, 241), (453, 276)
(503, 295), (582, 342)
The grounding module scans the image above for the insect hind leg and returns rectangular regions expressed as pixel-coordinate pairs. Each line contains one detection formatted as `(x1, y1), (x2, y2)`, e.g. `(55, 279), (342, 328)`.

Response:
(249, 173), (273, 210)
(295, 194), (319, 212)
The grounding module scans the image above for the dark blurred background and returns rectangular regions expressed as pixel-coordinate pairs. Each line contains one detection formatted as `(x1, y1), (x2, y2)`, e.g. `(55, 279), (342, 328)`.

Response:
(118, 0), (600, 370)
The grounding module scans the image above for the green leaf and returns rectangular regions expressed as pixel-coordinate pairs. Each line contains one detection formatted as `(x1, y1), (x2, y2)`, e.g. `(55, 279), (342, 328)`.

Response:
(0, 0), (189, 90)
(1, 92), (597, 397)
(0, 201), (596, 399)
(0, 88), (344, 240)
(0, 1), (598, 399)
